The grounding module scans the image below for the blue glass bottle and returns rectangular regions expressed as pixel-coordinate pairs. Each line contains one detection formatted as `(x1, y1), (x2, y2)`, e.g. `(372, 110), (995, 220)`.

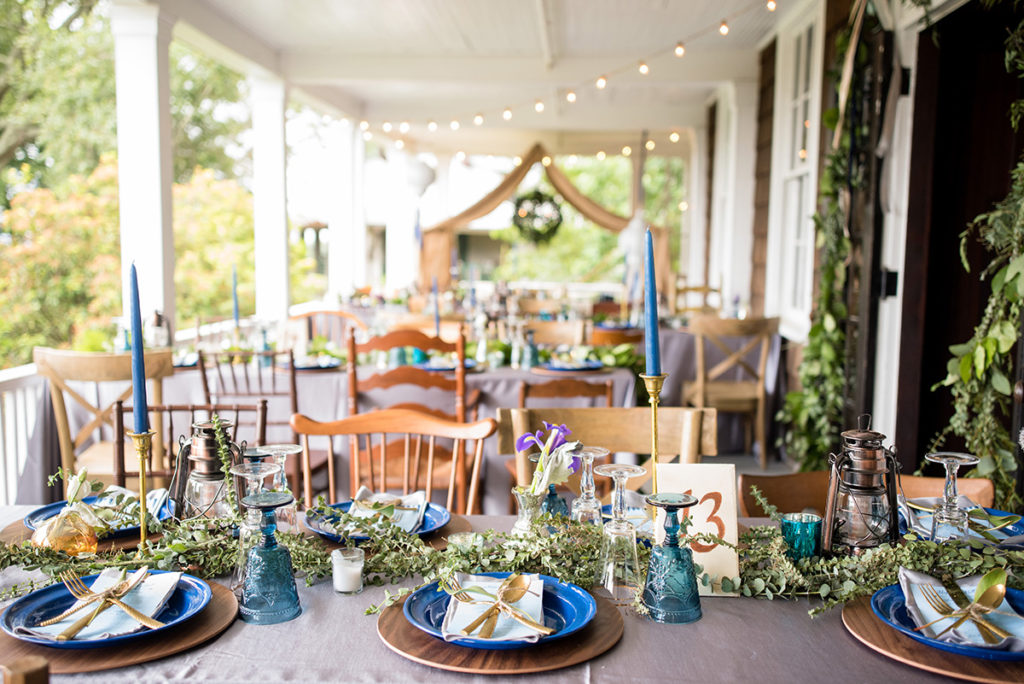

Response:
(541, 484), (569, 517)
(641, 492), (702, 624)
(239, 491), (302, 625)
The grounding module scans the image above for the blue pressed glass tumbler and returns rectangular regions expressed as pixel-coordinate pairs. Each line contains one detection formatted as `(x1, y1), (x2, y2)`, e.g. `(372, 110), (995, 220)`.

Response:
(780, 513), (822, 561)
(641, 492), (702, 624)
(541, 484), (569, 517)
(240, 491), (302, 625)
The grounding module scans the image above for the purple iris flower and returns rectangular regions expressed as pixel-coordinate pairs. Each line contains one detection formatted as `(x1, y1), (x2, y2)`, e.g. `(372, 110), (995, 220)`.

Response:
(515, 422), (571, 455)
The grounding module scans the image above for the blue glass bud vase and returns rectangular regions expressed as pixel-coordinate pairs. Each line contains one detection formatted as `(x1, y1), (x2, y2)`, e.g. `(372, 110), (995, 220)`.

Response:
(240, 491), (302, 625)
(642, 492), (702, 624)
(541, 484), (569, 517)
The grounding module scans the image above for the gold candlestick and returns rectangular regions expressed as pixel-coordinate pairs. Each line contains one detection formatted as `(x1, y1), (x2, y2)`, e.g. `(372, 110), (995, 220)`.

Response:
(127, 429), (155, 554)
(640, 373), (667, 494)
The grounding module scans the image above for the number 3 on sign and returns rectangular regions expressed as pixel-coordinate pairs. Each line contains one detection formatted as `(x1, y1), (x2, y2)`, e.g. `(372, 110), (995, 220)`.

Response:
(681, 490), (725, 553)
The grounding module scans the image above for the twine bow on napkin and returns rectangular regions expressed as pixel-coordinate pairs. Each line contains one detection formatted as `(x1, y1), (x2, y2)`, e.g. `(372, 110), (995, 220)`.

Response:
(440, 573), (553, 641)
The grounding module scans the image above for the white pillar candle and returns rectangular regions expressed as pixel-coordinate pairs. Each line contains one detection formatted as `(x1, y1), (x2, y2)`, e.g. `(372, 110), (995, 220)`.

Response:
(331, 548), (364, 594)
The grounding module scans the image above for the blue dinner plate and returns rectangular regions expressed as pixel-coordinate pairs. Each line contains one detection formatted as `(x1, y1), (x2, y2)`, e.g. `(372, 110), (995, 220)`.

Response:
(412, 359), (477, 372)
(23, 496), (175, 540)
(870, 584), (1024, 661)
(1, 571), (212, 650)
(303, 501), (450, 542)
(280, 358), (342, 371)
(403, 572), (597, 650)
(540, 360), (603, 372)
(898, 506), (1024, 544)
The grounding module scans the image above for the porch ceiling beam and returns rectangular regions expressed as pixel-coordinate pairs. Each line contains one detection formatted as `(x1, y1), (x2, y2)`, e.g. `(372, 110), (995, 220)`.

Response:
(535, 0), (556, 71)
(162, 0), (281, 77)
(400, 129), (692, 159)
(282, 51), (758, 86)
(362, 103), (705, 131)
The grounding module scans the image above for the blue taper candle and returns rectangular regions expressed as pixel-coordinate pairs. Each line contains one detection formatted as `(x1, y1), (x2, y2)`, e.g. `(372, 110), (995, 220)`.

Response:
(643, 228), (661, 376)
(232, 266), (240, 329)
(432, 276), (440, 337)
(128, 263), (149, 433)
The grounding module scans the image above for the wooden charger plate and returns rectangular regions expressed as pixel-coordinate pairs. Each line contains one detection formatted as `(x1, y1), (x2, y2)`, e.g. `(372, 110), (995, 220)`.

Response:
(842, 595), (1024, 683)
(0, 519), (158, 553)
(377, 591), (623, 675)
(0, 581), (237, 674)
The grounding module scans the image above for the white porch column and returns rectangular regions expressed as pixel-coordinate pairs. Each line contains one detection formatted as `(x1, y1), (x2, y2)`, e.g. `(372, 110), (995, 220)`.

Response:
(249, 74), (290, 322)
(684, 127), (708, 285)
(111, 1), (176, 326)
(325, 120), (367, 298)
(384, 149), (419, 294)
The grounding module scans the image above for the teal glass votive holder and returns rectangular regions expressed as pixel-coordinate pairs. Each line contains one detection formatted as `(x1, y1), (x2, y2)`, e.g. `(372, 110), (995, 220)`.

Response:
(781, 513), (822, 561)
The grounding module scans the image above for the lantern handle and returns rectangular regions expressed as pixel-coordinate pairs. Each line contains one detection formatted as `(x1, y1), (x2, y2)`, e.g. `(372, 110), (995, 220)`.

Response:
(858, 413), (872, 431)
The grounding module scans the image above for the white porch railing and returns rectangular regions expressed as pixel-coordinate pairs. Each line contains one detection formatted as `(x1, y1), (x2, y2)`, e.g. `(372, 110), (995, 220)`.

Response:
(0, 363), (45, 506)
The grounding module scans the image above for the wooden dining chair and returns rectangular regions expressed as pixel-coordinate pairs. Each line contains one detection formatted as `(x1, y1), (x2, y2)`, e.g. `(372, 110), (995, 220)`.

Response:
(588, 326), (643, 346)
(290, 408), (497, 514)
(33, 347), (175, 482)
(197, 349), (306, 493)
(525, 320), (586, 347)
(670, 277), (722, 316)
(496, 406), (717, 499)
(113, 400), (268, 489)
(287, 309), (368, 348)
(900, 474), (995, 508)
(683, 315), (779, 469)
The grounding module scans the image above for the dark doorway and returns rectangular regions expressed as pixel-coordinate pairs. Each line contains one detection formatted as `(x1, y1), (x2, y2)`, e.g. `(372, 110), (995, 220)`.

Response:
(896, 1), (1024, 468)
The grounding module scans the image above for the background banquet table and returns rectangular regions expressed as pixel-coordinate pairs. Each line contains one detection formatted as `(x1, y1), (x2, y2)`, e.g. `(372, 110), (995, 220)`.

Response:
(0, 506), (948, 683)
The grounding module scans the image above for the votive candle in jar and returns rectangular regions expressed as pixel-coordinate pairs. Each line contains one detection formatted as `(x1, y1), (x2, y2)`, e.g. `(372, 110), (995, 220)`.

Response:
(332, 547), (364, 595)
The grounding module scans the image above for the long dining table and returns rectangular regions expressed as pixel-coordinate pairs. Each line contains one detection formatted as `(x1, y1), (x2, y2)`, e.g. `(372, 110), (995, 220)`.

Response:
(0, 506), (951, 683)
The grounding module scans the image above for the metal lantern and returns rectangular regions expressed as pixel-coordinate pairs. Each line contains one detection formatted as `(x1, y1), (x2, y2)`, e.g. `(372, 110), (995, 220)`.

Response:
(170, 419), (244, 519)
(821, 416), (901, 556)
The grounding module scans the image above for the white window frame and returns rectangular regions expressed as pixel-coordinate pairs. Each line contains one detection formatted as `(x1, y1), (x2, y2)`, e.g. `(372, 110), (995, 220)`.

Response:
(764, 0), (825, 341)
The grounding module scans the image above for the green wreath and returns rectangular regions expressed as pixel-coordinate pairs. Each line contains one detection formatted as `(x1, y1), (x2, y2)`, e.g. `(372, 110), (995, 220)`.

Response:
(513, 190), (563, 244)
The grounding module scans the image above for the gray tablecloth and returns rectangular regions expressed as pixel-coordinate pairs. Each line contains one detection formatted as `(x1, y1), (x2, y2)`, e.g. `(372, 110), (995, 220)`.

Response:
(0, 507), (947, 683)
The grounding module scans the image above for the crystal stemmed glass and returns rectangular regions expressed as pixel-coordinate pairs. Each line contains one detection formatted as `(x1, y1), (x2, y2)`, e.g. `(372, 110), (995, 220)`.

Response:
(925, 451), (980, 542)
(259, 444), (302, 531)
(239, 490), (302, 624)
(229, 461), (282, 597)
(571, 447), (609, 525)
(641, 492), (702, 624)
(593, 463), (646, 605)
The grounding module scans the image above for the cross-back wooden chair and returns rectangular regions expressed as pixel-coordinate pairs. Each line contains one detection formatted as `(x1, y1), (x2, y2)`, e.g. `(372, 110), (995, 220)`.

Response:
(670, 277), (722, 316)
(196, 349), (305, 492)
(525, 320), (586, 347)
(113, 400), (267, 489)
(288, 309), (368, 348)
(588, 326), (643, 346)
(496, 406), (718, 501)
(290, 409), (497, 514)
(33, 347), (175, 481)
(683, 315), (779, 469)
(736, 472), (996, 517)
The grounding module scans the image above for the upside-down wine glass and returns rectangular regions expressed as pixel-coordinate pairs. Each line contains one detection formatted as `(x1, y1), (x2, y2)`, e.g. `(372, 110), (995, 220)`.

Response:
(239, 490), (302, 624)
(571, 447), (609, 525)
(641, 492), (702, 624)
(594, 463), (646, 605)
(229, 460), (282, 597)
(259, 444), (302, 532)
(925, 451), (980, 542)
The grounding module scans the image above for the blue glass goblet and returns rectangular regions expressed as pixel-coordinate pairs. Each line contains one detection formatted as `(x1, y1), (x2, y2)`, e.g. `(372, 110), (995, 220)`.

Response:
(641, 492), (702, 624)
(239, 491), (302, 625)
(541, 484), (569, 517)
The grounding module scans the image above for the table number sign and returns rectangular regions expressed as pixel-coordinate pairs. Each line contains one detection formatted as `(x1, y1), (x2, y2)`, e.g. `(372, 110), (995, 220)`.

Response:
(654, 463), (739, 596)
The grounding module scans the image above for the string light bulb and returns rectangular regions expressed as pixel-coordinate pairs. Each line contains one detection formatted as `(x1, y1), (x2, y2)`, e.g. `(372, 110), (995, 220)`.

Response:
(359, 120), (369, 131)
(566, 90), (577, 103)
(645, 139), (656, 151)
(363, 131), (373, 141)
(638, 61), (649, 75)
(395, 139), (404, 149)
(455, 150), (466, 162)
(679, 201), (689, 211)
(473, 113), (484, 126)
(622, 145), (632, 157)
(513, 156), (522, 166)
(596, 150), (606, 160)
(719, 19), (729, 36)
(669, 131), (680, 143)
(427, 120), (438, 132)
(595, 75), (607, 89)
(450, 119), (460, 130)
(503, 107), (512, 121)
(675, 42), (686, 57)
(399, 121), (410, 133)
(766, 0), (777, 10)
(542, 156), (552, 166)
(535, 99), (545, 113)
(568, 154), (578, 163)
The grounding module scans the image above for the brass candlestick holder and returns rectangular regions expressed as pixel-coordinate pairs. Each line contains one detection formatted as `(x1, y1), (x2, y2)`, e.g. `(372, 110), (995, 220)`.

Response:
(640, 373), (667, 494)
(127, 429), (155, 554)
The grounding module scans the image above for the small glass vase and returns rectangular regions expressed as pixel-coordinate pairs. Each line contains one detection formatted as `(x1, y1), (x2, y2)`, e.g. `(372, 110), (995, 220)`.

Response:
(541, 484), (569, 517)
(510, 488), (546, 536)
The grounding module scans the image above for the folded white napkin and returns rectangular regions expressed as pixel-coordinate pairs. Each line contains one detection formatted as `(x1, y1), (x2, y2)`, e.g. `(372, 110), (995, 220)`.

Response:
(18, 569), (181, 641)
(440, 573), (546, 642)
(898, 496), (1019, 545)
(898, 568), (1024, 651)
(351, 487), (427, 533)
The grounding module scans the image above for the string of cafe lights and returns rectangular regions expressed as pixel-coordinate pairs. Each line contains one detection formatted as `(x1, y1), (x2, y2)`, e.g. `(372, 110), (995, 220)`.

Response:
(357, 0), (778, 158)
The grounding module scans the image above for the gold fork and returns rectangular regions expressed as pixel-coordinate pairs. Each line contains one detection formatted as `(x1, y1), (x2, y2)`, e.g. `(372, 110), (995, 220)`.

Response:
(62, 571), (164, 633)
(916, 583), (1007, 644)
(51, 571), (136, 641)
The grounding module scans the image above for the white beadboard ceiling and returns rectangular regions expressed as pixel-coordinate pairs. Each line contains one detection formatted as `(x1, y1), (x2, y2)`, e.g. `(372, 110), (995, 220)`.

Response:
(166, 0), (790, 155)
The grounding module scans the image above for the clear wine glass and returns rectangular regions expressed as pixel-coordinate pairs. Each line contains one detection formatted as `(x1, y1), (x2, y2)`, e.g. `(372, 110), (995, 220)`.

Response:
(229, 461), (282, 597)
(593, 463), (646, 605)
(571, 447), (609, 525)
(259, 444), (302, 532)
(924, 451), (979, 542)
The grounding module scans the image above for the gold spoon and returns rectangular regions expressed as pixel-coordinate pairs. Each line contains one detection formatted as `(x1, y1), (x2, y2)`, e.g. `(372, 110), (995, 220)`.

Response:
(479, 574), (534, 638)
(974, 583), (1013, 640)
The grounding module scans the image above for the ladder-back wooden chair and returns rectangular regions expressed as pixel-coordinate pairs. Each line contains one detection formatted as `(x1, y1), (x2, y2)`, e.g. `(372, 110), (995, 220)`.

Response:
(525, 320), (586, 347)
(588, 326), (643, 346)
(497, 406), (718, 500)
(33, 347), (175, 481)
(113, 400), (267, 489)
(291, 409), (496, 514)
(683, 315), (779, 469)
(288, 309), (368, 349)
